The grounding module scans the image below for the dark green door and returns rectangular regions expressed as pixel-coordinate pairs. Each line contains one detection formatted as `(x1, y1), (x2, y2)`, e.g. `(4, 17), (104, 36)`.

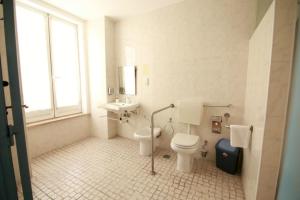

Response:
(0, 58), (18, 200)
(0, 0), (33, 199)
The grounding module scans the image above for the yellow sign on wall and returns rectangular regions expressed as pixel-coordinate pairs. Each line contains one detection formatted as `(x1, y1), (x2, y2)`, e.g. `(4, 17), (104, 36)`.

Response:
(142, 64), (150, 76)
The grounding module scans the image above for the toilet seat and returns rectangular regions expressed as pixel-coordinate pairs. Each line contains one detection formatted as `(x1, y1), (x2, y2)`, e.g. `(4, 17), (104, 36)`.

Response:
(171, 133), (199, 149)
(173, 143), (199, 149)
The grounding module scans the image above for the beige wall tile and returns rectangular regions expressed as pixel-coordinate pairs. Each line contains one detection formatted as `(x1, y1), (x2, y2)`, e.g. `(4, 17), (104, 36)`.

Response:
(114, 0), (256, 161)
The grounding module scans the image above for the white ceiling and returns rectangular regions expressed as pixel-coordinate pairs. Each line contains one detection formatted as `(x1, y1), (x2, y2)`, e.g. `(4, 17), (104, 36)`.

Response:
(43, 0), (184, 20)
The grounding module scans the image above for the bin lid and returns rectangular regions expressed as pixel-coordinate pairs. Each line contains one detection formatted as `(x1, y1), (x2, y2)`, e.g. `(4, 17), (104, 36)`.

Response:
(215, 138), (240, 156)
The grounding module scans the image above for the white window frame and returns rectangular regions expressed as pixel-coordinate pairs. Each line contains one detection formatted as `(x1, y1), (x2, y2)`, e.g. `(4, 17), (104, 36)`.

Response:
(16, 1), (87, 123)
(16, 3), (55, 123)
(48, 15), (82, 118)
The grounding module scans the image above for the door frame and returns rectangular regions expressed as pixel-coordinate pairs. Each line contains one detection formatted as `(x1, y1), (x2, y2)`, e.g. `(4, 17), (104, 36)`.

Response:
(276, 4), (300, 199)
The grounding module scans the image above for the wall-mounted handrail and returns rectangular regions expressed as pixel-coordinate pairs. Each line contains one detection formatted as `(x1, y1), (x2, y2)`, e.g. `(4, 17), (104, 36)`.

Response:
(203, 104), (232, 108)
(150, 104), (175, 175)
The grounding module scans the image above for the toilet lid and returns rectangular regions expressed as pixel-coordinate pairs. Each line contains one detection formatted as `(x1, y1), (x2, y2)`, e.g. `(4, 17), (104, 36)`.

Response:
(172, 133), (199, 147)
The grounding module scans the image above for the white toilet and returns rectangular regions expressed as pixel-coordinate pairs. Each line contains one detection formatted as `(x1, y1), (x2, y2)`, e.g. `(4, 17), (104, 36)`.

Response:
(134, 127), (161, 156)
(171, 100), (203, 172)
(171, 133), (200, 172)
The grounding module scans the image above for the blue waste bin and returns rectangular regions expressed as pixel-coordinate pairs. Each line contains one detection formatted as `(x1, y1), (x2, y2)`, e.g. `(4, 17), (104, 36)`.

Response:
(215, 138), (241, 174)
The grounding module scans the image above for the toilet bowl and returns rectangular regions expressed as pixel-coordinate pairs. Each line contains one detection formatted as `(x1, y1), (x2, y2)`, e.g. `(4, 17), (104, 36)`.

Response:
(171, 133), (200, 172)
(134, 127), (161, 156)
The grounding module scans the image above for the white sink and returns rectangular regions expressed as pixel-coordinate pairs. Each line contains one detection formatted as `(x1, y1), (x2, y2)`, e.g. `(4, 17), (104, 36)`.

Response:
(104, 102), (139, 113)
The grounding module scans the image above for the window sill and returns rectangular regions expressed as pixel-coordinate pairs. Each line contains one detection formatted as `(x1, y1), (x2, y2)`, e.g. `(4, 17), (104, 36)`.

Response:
(26, 113), (90, 128)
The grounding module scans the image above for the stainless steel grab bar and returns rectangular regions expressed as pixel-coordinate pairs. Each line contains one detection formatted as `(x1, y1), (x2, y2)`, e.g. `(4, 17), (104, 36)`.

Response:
(150, 104), (175, 175)
(203, 104), (232, 108)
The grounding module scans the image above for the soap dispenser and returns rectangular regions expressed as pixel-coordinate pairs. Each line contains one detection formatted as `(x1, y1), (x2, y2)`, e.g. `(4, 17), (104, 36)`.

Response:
(211, 116), (222, 134)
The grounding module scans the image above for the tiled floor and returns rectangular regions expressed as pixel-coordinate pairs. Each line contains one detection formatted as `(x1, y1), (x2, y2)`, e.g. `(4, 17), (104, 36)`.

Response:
(19, 137), (244, 200)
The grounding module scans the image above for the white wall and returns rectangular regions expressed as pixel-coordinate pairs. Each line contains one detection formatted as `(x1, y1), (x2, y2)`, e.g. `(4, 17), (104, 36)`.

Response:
(242, 2), (275, 199)
(114, 0), (256, 160)
(105, 17), (118, 138)
(87, 17), (117, 139)
(87, 18), (108, 138)
(27, 115), (91, 158)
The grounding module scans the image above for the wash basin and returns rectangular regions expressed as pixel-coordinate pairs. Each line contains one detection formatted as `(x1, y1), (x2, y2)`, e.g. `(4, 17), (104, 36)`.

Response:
(104, 102), (139, 113)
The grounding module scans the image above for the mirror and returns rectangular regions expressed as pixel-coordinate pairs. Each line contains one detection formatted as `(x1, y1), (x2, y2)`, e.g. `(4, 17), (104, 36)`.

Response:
(118, 66), (136, 95)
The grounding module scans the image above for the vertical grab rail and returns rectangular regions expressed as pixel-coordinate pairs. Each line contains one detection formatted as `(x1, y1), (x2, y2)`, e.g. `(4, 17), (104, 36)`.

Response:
(150, 104), (175, 175)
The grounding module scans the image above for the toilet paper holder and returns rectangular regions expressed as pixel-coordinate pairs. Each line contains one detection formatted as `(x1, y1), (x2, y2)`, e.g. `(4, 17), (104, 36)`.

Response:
(211, 116), (222, 134)
(225, 125), (254, 133)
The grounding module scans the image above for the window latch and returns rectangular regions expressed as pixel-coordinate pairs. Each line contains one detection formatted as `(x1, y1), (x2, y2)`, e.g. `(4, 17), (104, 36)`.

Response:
(5, 105), (28, 115)
(2, 81), (9, 87)
(5, 105), (29, 110)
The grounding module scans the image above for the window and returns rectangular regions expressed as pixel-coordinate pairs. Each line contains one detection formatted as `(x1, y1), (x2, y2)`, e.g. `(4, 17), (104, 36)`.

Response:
(16, 4), (83, 123)
(49, 17), (81, 117)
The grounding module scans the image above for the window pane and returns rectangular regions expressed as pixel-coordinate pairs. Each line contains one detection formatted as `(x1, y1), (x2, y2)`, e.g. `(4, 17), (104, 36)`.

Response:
(50, 17), (81, 108)
(16, 6), (52, 113)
